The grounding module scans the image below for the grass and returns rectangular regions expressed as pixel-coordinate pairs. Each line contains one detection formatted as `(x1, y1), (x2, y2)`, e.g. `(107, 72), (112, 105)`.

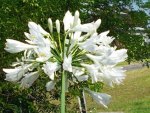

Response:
(86, 67), (150, 113)
(117, 61), (129, 66)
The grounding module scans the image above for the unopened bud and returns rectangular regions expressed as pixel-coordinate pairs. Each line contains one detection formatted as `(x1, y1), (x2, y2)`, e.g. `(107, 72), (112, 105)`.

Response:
(48, 18), (53, 33)
(56, 19), (60, 33)
(95, 19), (101, 29)
(73, 10), (79, 27)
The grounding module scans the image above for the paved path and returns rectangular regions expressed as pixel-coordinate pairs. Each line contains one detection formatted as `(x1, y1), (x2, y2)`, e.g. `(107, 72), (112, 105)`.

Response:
(123, 63), (144, 71)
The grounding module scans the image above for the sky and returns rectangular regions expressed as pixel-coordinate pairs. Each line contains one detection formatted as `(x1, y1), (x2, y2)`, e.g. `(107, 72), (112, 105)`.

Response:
(130, 0), (150, 28)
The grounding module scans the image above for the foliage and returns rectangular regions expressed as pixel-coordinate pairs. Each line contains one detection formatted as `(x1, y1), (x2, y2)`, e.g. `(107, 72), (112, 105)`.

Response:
(79, 0), (150, 62)
(0, 0), (79, 112)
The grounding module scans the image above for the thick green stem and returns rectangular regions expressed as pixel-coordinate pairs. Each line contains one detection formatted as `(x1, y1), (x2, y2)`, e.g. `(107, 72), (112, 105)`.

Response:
(61, 70), (66, 113)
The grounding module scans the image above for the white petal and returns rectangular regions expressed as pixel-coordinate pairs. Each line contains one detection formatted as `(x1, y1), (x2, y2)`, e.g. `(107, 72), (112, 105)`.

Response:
(73, 10), (80, 27)
(72, 67), (85, 76)
(81, 64), (99, 83)
(73, 22), (94, 32)
(46, 81), (55, 91)
(28, 22), (37, 30)
(63, 11), (74, 31)
(77, 75), (89, 81)
(63, 55), (72, 72)
(69, 31), (82, 52)
(145, 37), (150, 43)
(3, 68), (20, 74)
(86, 48), (127, 66)
(73, 19), (101, 33)
(24, 32), (31, 40)
(35, 47), (52, 62)
(3, 64), (33, 82)
(99, 66), (126, 87)
(20, 71), (39, 88)
(5, 39), (36, 53)
(72, 67), (88, 81)
(85, 88), (111, 108)
(109, 49), (128, 63)
(3, 68), (22, 82)
(97, 31), (114, 46)
(43, 62), (59, 80)
(28, 21), (49, 36)
(94, 19), (101, 30)
(78, 33), (98, 51)
(71, 31), (82, 41)
(37, 25), (49, 36)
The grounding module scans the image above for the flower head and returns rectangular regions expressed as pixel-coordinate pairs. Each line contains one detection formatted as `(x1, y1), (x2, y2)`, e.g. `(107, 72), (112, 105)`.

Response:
(3, 10), (128, 109)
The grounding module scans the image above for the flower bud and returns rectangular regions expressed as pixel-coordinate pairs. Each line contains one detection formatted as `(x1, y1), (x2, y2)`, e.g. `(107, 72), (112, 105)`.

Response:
(95, 19), (101, 29)
(56, 19), (60, 33)
(48, 18), (53, 33)
(73, 10), (79, 27)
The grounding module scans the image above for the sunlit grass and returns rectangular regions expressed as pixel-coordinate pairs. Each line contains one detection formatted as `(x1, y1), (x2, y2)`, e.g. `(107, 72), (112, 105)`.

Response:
(117, 61), (129, 66)
(86, 67), (150, 113)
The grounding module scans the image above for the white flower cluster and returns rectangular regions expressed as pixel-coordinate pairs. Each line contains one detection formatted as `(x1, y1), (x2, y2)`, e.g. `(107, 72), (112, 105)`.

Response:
(3, 11), (127, 108)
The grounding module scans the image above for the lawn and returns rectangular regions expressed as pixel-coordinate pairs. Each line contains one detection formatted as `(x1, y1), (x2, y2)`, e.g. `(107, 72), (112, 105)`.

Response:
(86, 67), (150, 113)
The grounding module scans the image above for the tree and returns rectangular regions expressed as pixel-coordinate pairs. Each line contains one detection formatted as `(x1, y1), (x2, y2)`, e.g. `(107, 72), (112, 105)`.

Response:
(79, 0), (150, 62)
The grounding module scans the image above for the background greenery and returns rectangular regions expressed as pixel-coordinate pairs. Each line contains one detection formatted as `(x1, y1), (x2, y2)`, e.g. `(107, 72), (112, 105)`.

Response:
(0, 0), (150, 112)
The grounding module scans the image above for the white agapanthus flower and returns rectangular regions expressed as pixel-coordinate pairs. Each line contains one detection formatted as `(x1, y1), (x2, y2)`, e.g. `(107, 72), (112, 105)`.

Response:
(43, 62), (59, 80)
(28, 22), (50, 36)
(96, 31), (114, 46)
(81, 63), (100, 83)
(86, 48), (127, 66)
(63, 10), (80, 31)
(24, 31), (48, 46)
(72, 67), (88, 82)
(4, 39), (36, 53)
(3, 10), (128, 110)
(78, 33), (99, 52)
(3, 63), (33, 82)
(35, 46), (52, 62)
(85, 88), (111, 108)
(73, 19), (101, 34)
(99, 66), (126, 87)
